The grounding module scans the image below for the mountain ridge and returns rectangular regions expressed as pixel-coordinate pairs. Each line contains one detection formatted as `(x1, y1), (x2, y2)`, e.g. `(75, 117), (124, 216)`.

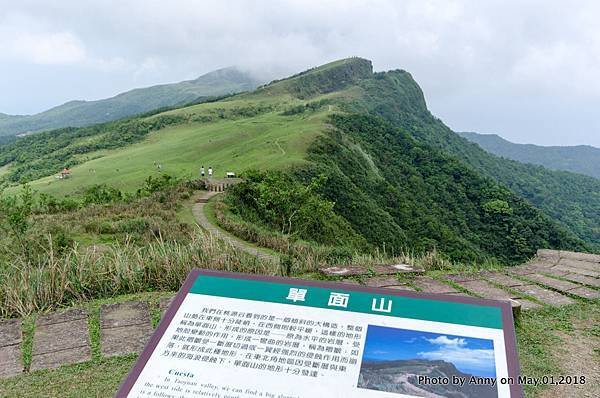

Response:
(458, 131), (600, 179)
(257, 57), (373, 99)
(340, 66), (600, 248)
(0, 67), (263, 137)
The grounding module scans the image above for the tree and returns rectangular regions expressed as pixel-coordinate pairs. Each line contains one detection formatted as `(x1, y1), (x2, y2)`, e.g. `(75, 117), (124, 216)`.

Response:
(0, 185), (34, 258)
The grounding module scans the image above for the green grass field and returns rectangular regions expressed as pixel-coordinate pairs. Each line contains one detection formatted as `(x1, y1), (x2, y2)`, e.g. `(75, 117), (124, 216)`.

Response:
(0, 68), (360, 197)
(23, 111), (327, 197)
(16, 96), (337, 197)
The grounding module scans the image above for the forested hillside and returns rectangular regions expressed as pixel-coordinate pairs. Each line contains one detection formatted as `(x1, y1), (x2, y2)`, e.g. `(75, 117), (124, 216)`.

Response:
(346, 68), (600, 249)
(458, 131), (600, 179)
(305, 114), (584, 263)
(0, 67), (261, 137)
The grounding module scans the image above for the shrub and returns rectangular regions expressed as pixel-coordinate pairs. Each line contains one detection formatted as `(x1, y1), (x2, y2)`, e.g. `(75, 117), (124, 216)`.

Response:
(82, 184), (123, 205)
(226, 169), (366, 247)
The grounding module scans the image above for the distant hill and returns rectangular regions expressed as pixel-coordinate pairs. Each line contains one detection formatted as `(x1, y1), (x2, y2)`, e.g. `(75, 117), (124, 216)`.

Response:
(458, 131), (600, 179)
(0, 67), (262, 137)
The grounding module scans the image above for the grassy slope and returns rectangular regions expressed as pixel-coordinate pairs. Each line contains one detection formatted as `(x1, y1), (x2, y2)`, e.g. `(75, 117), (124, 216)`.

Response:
(2, 58), (364, 196)
(21, 95), (335, 197)
(2, 57), (590, 262)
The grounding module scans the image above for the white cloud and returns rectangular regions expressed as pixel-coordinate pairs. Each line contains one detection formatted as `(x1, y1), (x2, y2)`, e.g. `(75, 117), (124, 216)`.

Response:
(370, 350), (389, 355)
(0, 11), (130, 69)
(418, 346), (495, 373)
(0, 12), (85, 65)
(12, 31), (86, 65)
(424, 335), (467, 347)
(1, 0), (600, 145)
(418, 334), (495, 374)
(511, 40), (600, 96)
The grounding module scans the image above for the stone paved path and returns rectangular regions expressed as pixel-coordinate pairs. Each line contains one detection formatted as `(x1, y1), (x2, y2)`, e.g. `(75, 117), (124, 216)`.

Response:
(348, 249), (598, 314)
(482, 272), (571, 306)
(100, 301), (153, 357)
(511, 283), (576, 306)
(560, 273), (600, 288)
(446, 276), (532, 311)
(320, 263), (421, 276)
(411, 277), (467, 295)
(520, 273), (599, 300)
(0, 320), (22, 378)
(362, 276), (414, 290)
(31, 309), (91, 371)
(0, 250), (597, 378)
(192, 191), (280, 265)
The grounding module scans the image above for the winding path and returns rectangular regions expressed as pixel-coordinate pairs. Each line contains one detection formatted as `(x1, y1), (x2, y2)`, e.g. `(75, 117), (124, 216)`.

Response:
(274, 138), (286, 155)
(191, 191), (280, 265)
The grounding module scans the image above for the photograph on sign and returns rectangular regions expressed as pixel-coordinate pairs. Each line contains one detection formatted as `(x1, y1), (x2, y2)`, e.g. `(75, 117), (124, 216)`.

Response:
(358, 326), (497, 397)
(116, 270), (520, 398)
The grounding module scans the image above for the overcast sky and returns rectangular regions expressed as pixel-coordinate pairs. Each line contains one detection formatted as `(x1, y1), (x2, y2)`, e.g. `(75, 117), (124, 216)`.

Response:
(1, 0), (599, 147)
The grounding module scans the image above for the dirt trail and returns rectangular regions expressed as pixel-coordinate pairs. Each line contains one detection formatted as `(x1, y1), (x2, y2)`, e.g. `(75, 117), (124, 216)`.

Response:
(192, 191), (280, 265)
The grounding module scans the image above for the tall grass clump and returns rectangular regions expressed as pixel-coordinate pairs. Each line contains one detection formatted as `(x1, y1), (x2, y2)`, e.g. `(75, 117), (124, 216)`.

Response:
(0, 231), (277, 318)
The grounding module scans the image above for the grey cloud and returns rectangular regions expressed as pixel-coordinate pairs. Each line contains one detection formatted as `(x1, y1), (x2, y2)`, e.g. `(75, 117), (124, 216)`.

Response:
(0, 0), (599, 146)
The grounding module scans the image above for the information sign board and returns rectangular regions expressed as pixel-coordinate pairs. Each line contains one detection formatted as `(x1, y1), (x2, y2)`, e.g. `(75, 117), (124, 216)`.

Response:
(117, 269), (522, 398)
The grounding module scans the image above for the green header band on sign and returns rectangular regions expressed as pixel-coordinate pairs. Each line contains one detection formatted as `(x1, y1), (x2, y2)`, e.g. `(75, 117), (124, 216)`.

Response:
(189, 275), (503, 329)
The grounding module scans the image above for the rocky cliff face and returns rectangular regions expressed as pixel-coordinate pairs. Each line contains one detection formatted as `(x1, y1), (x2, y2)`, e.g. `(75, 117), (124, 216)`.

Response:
(358, 359), (497, 398)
